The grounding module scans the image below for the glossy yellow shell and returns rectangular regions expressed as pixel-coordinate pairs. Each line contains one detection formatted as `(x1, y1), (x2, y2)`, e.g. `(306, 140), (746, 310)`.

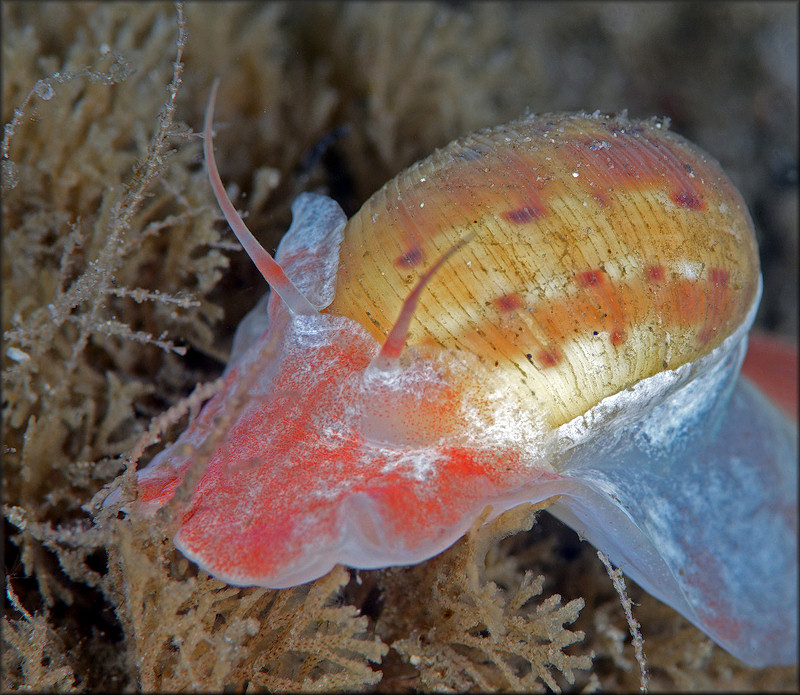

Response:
(327, 112), (759, 427)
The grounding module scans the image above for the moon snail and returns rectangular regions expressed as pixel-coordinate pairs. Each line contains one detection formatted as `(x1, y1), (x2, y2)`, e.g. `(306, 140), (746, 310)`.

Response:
(108, 80), (797, 668)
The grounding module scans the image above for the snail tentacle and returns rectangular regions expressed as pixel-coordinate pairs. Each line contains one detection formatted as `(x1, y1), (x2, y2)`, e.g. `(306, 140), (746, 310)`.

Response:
(203, 78), (317, 317)
(372, 234), (474, 370)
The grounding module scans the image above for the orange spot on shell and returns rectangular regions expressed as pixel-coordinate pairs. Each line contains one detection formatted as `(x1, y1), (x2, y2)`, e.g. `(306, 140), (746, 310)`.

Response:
(503, 202), (546, 224)
(537, 348), (562, 367)
(576, 269), (602, 287)
(574, 269), (629, 346)
(395, 247), (423, 268)
(672, 191), (705, 210)
(499, 261), (742, 368)
(495, 293), (523, 312)
(645, 264), (665, 283)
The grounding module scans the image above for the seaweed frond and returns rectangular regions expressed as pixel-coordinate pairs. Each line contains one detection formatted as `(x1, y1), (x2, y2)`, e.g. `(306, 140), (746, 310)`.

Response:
(319, 1), (516, 200)
(3, 582), (77, 692)
(2, 1), (227, 514)
(104, 518), (387, 691)
(380, 505), (592, 692)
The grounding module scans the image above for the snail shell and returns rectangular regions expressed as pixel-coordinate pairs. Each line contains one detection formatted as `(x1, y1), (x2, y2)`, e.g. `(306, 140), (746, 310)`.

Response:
(332, 113), (759, 427)
(109, 90), (797, 668)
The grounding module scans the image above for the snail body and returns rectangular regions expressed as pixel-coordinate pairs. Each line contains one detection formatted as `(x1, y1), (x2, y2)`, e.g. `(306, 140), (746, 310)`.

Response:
(111, 83), (797, 667)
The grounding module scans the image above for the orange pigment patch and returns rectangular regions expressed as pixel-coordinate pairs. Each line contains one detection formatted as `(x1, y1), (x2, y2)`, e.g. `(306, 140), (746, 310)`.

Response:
(645, 264), (665, 283)
(495, 292), (523, 312)
(674, 279), (705, 325)
(503, 203), (546, 224)
(490, 263), (740, 371)
(537, 348), (562, 368)
(644, 270), (707, 328)
(391, 371), (467, 444)
(576, 269), (602, 287)
(609, 330), (626, 346)
(574, 269), (628, 346)
(356, 446), (546, 549)
(672, 191), (704, 210)
(395, 246), (424, 268)
(566, 131), (707, 211)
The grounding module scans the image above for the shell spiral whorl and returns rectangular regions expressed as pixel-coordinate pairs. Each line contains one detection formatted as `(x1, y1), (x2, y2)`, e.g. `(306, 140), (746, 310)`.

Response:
(330, 112), (759, 426)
